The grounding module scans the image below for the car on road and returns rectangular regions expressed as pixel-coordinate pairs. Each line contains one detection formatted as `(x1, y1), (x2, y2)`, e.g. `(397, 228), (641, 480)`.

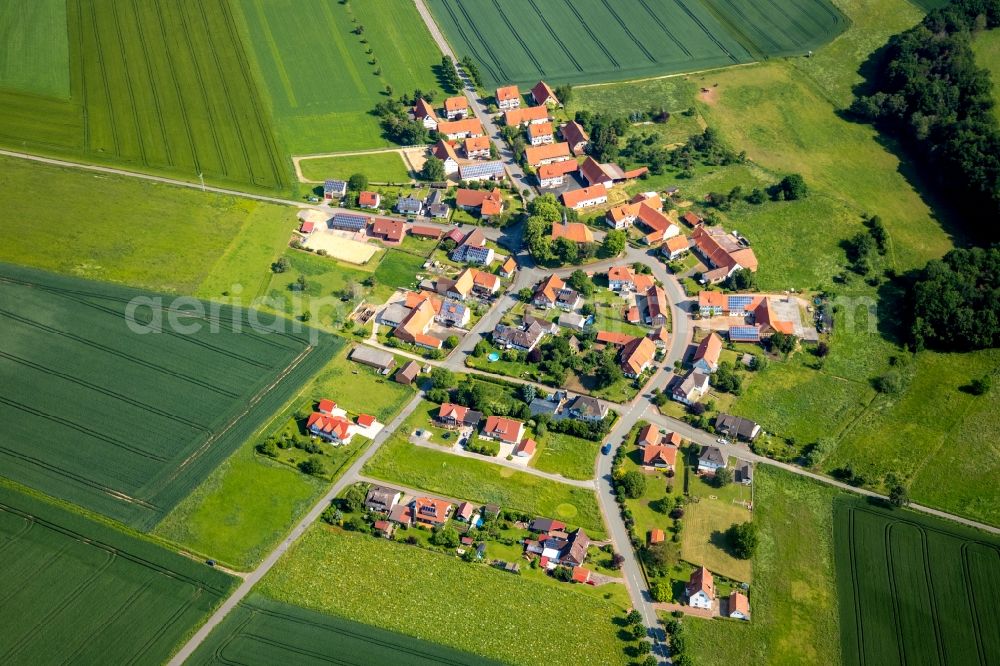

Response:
(716, 438), (728, 445)
(601, 443), (612, 455)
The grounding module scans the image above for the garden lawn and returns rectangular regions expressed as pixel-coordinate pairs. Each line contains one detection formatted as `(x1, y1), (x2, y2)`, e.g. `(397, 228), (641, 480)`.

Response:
(363, 436), (606, 537)
(309, 346), (416, 423)
(0, 0), (69, 97)
(682, 472), (753, 582)
(0, 155), (293, 295)
(258, 527), (628, 665)
(684, 467), (842, 665)
(233, 0), (443, 155)
(531, 430), (600, 481)
(372, 249), (428, 295)
(299, 152), (411, 183)
(264, 249), (376, 329)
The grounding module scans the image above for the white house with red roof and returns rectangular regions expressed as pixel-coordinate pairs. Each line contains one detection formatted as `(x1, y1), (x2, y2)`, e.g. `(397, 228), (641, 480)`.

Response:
(479, 415), (525, 445)
(531, 80), (559, 106)
(306, 400), (383, 445)
(686, 566), (716, 610)
(496, 85), (521, 110)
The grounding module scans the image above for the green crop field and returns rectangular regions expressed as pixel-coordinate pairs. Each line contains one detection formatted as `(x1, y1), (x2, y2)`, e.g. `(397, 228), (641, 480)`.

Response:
(834, 501), (1000, 666)
(0, 0), (70, 97)
(427, 0), (846, 89)
(364, 435), (606, 537)
(189, 594), (498, 665)
(0, 0), (286, 191)
(0, 263), (341, 530)
(258, 527), (628, 665)
(233, 0), (444, 155)
(0, 481), (236, 663)
(0, 155), (293, 296)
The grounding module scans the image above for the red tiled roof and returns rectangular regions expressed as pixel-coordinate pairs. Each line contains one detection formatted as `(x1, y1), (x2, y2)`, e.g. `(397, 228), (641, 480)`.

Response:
(561, 185), (607, 209)
(437, 118), (484, 136)
(410, 225), (443, 239)
(531, 80), (559, 105)
(571, 566), (591, 583)
(306, 412), (351, 440)
(482, 415), (524, 444)
(650, 529), (665, 544)
(528, 122), (554, 139)
(464, 136), (490, 153)
(414, 497), (451, 524)
(515, 437), (537, 456)
(472, 269), (500, 291)
(665, 235), (690, 253)
(551, 221), (594, 243)
(534, 274), (565, 303)
(561, 121), (589, 149)
(501, 256), (517, 274)
(357, 414), (376, 427)
(359, 191), (380, 207)
(692, 225), (758, 272)
(413, 98), (436, 120)
(444, 96), (468, 112)
(621, 336), (656, 376)
(496, 85), (520, 102)
(524, 142), (570, 167)
(372, 217), (404, 242)
(596, 331), (636, 346)
(433, 139), (460, 163)
(643, 444), (678, 467)
(318, 398), (336, 414)
(439, 403), (469, 422)
(694, 332), (723, 367)
(538, 159), (579, 180)
(300, 221), (315, 234)
(504, 105), (549, 126)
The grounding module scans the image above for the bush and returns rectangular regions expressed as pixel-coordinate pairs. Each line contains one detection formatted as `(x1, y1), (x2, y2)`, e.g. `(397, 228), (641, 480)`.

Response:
(617, 470), (647, 499)
(726, 521), (759, 559)
(649, 579), (671, 602)
(298, 456), (326, 476)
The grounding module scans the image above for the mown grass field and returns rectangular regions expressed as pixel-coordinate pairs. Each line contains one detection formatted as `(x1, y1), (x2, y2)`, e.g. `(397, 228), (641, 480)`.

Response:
(233, 0), (443, 155)
(531, 430), (601, 481)
(682, 471), (753, 582)
(259, 527), (628, 665)
(155, 345), (415, 569)
(0, 481), (236, 664)
(685, 467), (843, 665)
(428, 0), (846, 89)
(299, 151), (412, 183)
(0, 155), (294, 296)
(0, 0), (70, 97)
(364, 436), (606, 537)
(189, 594), (498, 665)
(0, 263), (341, 530)
(834, 500), (1000, 666)
(0, 0), (287, 191)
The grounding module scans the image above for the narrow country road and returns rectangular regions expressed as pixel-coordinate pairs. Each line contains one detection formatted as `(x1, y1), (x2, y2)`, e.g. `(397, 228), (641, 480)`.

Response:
(167, 392), (426, 665)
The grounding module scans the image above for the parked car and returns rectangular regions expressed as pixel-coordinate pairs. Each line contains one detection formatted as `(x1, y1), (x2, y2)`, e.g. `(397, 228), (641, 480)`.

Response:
(458, 437), (468, 446)
(601, 443), (612, 455)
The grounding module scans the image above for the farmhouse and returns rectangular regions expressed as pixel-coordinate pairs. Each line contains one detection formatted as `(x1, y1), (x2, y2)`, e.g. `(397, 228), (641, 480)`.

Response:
(413, 98), (438, 129)
(371, 217), (404, 243)
(495, 85), (521, 110)
(358, 191), (381, 209)
(493, 319), (550, 352)
(432, 140), (460, 175)
(437, 403), (483, 429)
(643, 444), (678, 470)
(459, 160), (505, 182)
(331, 211), (368, 232)
(437, 117), (484, 140)
(561, 185), (607, 210)
(504, 105), (549, 126)
(663, 235), (691, 260)
(531, 80), (559, 106)
(527, 121), (554, 146)
(414, 497), (452, 527)
(480, 416), (525, 445)
(524, 142), (571, 167)
(444, 95), (469, 119)
(350, 346), (396, 373)
(608, 265), (654, 292)
(464, 135), (491, 158)
(565, 395), (608, 421)
(324, 179), (347, 200)
(395, 197), (423, 216)
(686, 567), (716, 610)
(532, 274), (566, 309)
(365, 486), (402, 513)
(692, 225), (758, 283)
(620, 336), (656, 378)
(698, 446), (727, 474)
(538, 160), (579, 188)
(455, 188), (504, 220)
(645, 285), (668, 326)
(693, 332), (723, 373)
(561, 121), (590, 155)
(672, 371), (710, 404)
(715, 413), (761, 441)
(393, 296), (442, 349)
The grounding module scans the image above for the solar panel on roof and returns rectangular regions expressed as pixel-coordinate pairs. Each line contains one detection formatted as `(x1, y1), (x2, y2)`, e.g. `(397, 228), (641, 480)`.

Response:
(729, 326), (760, 342)
(727, 295), (753, 311)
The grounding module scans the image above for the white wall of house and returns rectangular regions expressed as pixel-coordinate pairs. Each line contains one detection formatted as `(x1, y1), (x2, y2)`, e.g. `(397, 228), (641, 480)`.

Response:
(689, 591), (713, 609)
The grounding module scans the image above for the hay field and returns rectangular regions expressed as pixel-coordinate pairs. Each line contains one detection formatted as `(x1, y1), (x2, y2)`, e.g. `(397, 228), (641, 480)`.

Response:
(0, 0), (70, 97)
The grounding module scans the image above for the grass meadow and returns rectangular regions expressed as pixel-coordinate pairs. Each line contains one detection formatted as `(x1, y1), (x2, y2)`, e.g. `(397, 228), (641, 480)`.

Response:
(0, 0), (70, 97)
(0, 481), (236, 664)
(258, 526), (629, 665)
(189, 594), (499, 665)
(0, 263), (341, 530)
(531, 430), (601, 481)
(684, 467), (843, 665)
(233, 0), (443, 155)
(0, 0), (287, 191)
(156, 345), (416, 568)
(973, 28), (1000, 122)
(682, 471), (754, 582)
(834, 500), (1000, 666)
(299, 151), (412, 183)
(0, 154), (293, 297)
(363, 436), (606, 537)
